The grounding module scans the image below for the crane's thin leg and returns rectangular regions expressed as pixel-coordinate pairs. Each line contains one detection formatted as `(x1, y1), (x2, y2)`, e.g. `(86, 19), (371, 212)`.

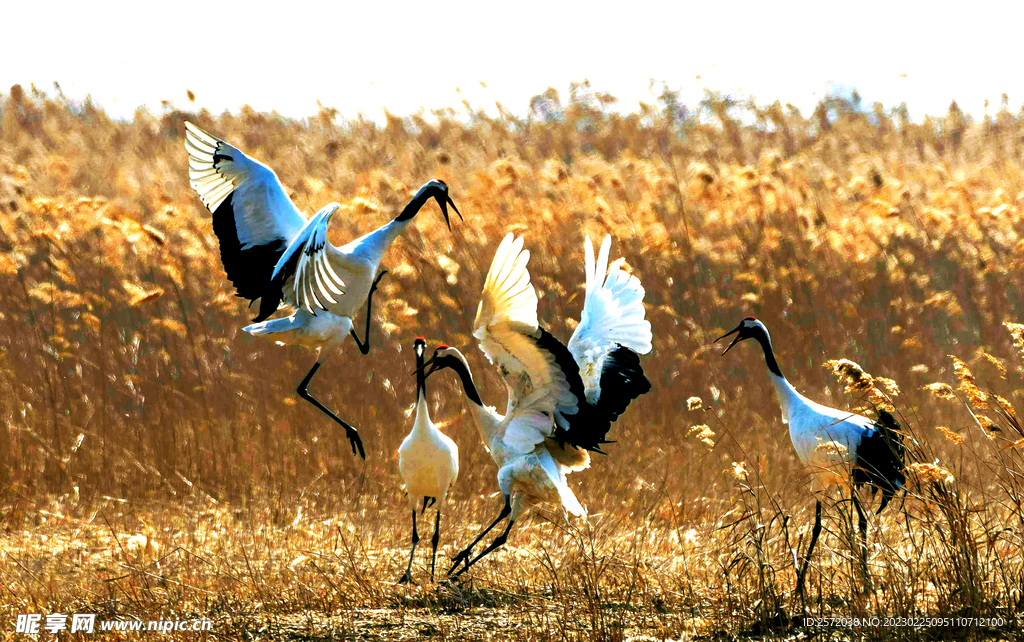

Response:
(350, 270), (388, 355)
(429, 509), (442, 582)
(449, 514), (516, 580)
(795, 500), (822, 596)
(421, 496), (436, 516)
(398, 509), (419, 584)
(297, 360), (365, 459)
(447, 495), (512, 577)
(853, 491), (870, 591)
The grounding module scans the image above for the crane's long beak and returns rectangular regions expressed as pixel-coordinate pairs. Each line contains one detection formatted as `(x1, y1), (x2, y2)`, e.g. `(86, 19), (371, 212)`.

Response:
(714, 325), (744, 355)
(411, 355), (442, 379)
(436, 194), (463, 231)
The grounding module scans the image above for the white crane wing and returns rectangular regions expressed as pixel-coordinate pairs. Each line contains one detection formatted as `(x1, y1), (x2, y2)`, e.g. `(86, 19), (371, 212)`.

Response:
(567, 235), (652, 402)
(185, 122), (306, 247)
(270, 204), (366, 316)
(472, 234), (578, 452)
(502, 408), (557, 454)
(185, 122), (309, 307)
(474, 233), (539, 338)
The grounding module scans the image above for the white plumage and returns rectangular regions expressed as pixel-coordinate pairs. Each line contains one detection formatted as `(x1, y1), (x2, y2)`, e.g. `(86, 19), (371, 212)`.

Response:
(777, 376), (887, 490)
(184, 122), (461, 459)
(186, 124), (305, 242)
(396, 338), (459, 583)
(422, 233), (652, 578)
(569, 235), (653, 404)
(716, 316), (907, 594)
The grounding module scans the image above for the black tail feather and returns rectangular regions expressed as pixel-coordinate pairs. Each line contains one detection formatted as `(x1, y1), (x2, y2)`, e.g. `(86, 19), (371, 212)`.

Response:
(854, 408), (907, 514)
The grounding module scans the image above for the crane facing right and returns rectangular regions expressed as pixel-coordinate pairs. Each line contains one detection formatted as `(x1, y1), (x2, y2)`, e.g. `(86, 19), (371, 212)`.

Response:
(184, 122), (462, 459)
(716, 316), (908, 596)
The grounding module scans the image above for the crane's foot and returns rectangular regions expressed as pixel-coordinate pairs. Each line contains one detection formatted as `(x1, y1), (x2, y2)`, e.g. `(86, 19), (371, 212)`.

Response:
(447, 547), (473, 577)
(296, 363), (367, 461)
(449, 564), (471, 580)
(398, 571), (415, 585)
(346, 429), (366, 460)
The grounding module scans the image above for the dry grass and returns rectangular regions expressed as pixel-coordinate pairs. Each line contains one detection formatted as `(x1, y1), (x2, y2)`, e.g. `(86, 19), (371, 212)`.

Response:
(1, 83), (1023, 640)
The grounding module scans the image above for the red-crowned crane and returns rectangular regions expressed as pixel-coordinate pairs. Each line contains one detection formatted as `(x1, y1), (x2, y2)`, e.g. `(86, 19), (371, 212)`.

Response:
(397, 337), (459, 583)
(184, 122), (461, 459)
(715, 316), (907, 595)
(419, 233), (652, 578)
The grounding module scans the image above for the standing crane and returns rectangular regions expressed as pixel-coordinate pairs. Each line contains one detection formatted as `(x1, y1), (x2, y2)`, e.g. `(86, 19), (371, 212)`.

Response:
(184, 122), (461, 459)
(715, 316), (907, 595)
(397, 337), (460, 583)
(419, 233), (652, 578)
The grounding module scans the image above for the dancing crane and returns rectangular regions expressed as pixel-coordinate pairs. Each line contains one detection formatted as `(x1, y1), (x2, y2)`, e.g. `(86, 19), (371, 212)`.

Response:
(184, 122), (462, 459)
(419, 234), (652, 578)
(715, 317), (907, 595)
(397, 337), (459, 583)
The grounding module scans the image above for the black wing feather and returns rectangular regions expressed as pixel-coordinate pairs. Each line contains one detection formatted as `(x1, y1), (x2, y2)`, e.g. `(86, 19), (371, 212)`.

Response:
(596, 346), (651, 422)
(535, 329), (650, 453)
(210, 192), (289, 321)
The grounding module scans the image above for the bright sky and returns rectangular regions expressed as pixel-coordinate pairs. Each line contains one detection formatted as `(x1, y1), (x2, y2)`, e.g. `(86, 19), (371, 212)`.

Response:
(5, 1), (1022, 123)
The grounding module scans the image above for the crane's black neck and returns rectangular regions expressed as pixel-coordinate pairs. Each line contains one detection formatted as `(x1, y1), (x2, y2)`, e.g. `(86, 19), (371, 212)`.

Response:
(753, 330), (784, 379)
(445, 356), (483, 407)
(395, 188), (434, 222)
(415, 349), (426, 400)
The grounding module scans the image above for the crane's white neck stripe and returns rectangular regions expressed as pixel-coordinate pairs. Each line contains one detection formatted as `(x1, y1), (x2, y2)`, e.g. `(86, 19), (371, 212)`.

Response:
(768, 371), (805, 419)
(412, 395), (433, 436)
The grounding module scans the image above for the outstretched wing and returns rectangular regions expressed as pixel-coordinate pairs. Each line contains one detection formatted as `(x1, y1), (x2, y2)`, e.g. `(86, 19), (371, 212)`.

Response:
(502, 408), (557, 454)
(269, 203), (365, 316)
(474, 233), (539, 339)
(568, 235), (652, 405)
(184, 122), (307, 312)
(472, 234), (578, 452)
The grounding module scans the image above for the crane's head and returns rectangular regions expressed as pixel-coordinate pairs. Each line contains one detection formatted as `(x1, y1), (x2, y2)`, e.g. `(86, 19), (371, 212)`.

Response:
(417, 345), (468, 379)
(715, 316), (770, 355)
(421, 179), (463, 231)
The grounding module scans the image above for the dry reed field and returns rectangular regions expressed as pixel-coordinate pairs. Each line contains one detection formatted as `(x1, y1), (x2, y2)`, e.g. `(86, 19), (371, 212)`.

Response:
(2, 83), (1024, 640)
